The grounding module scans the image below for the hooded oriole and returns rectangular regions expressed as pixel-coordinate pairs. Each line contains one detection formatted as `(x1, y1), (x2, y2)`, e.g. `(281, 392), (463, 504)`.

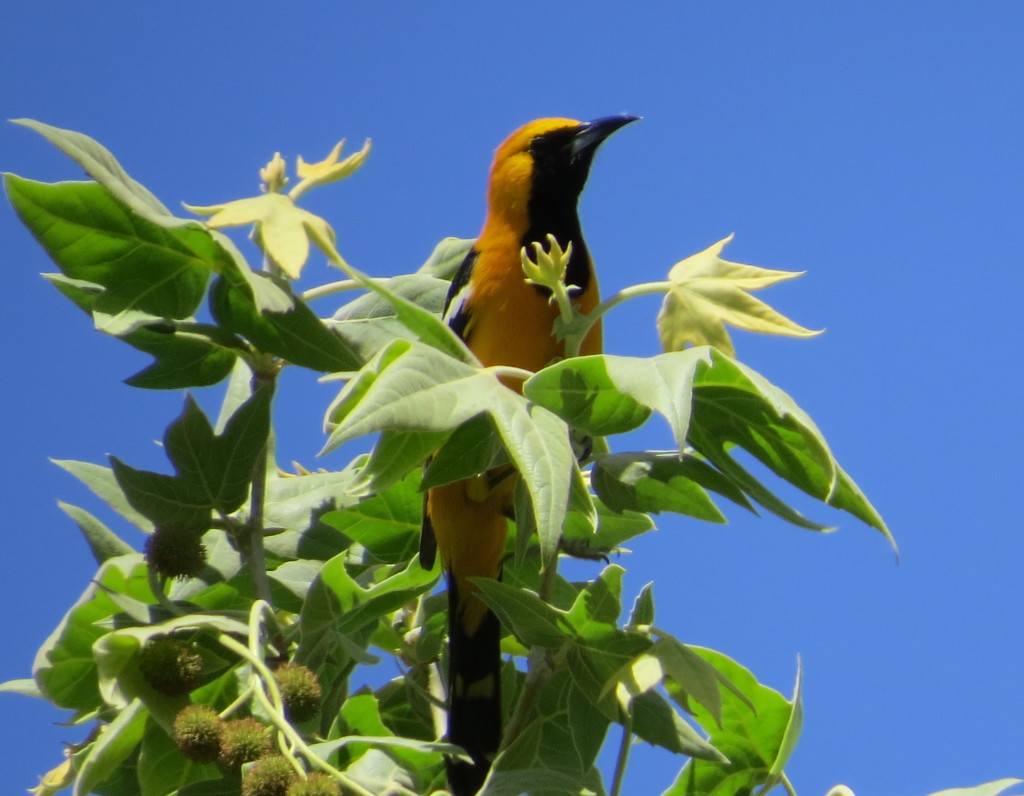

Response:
(421, 115), (637, 795)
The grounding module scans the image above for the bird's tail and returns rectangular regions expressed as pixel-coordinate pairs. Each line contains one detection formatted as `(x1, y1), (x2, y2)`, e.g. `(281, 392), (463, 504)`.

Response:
(446, 576), (502, 796)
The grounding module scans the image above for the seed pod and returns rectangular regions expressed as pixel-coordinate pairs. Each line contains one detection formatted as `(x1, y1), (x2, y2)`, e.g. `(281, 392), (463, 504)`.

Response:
(274, 663), (322, 723)
(219, 717), (272, 770)
(145, 526), (207, 580)
(172, 704), (224, 763)
(287, 773), (342, 796)
(241, 755), (297, 796)
(138, 636), (203, 696)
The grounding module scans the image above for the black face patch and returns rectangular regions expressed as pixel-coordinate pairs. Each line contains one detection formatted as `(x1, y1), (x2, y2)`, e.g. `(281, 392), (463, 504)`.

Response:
(523, 126), (595, 294)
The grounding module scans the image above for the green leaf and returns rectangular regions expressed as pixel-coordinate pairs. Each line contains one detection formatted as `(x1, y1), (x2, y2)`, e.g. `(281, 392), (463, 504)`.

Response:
(416, 236), (475, 279)
(33, 555), (153, 711)
(565, 564), (624, 628)
(324, 340), (575, 562)
(327, 273), (453, 362)
(530, 350), (711, 452)
(361, 429), (449, 492)
(349, 272), (472, 362)
(484, 767), (592, 796)
(297, 555), (436, 671)
(210, 273), (362, 372)
(109, 457), (211, 533)
(5, 176), (212, 321)
(0, 678), (43, 697)
(664, 648), (800, 796)
(473, 579), (572, 648)
(261, 468), (365, 561)
(630, 690), (727, 763)
(267, 559), (324, 605)
(563, 497), (655, 553)
(689, 350), (892, 541)
(420, 414), (510, 490)
(13, 119), (176, 223)
(320, 469), (422, 564)
(122, 325), (238, 389)
(567, 623), (652, 718)
(58, 501), (136, 563)
(53, 459), (155, 532)
(653, 636), (736, 726)
(628, 583), (655, 629)
(524, 355), (653, 438)
(73, 699), (148, 796)
(175, 774), (242, 796)
(592, 452), (725, 522)
(767, 658), (803, 785)
(164, 390), (271, 515)
(497, 669), (611, 782)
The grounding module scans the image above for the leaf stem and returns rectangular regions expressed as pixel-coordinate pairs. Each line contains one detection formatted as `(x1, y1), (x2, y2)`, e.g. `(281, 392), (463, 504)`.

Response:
(217, 607), (377, 796)
(299, 279), (361, 302)
(609, 718), (633, 796)
(561, 281), (673, 358)
(241, 370), (276, 610)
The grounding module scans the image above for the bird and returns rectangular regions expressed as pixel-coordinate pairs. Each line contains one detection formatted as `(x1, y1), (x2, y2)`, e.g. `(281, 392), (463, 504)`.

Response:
(420, 115), (637, 795)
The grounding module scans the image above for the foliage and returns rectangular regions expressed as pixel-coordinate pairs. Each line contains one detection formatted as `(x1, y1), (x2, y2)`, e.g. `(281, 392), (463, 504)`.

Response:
(1, 118), (939, 796)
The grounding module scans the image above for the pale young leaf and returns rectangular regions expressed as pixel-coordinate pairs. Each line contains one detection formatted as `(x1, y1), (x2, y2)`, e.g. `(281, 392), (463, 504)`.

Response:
(657, 234), (822, 357)
(185, 193), (335, 279)
(294, 138), (372, 191)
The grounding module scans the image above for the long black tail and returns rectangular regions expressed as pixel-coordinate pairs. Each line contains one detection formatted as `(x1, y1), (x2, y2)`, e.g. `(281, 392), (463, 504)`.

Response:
(446, 577), (502, 796)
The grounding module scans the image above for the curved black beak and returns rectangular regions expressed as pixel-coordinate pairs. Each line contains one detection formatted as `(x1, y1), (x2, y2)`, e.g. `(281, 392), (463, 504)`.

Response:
(570, 114), (641, 159)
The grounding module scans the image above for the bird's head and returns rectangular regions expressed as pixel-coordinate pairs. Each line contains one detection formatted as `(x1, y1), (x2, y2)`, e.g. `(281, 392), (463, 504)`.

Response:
(486, 115), (639, 223)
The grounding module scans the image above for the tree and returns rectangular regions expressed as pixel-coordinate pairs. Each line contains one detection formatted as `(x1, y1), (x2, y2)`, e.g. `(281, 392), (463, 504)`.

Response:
(3, 120), (1009, 796)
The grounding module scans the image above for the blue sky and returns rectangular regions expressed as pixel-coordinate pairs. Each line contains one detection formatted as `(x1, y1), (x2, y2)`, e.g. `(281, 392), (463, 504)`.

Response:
(2, 3), (1022, 794)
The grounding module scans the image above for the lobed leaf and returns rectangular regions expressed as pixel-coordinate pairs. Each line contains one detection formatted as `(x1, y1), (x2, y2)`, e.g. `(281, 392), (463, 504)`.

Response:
(210, 273), (362, 372)
(663, 648), (801, 796)
(324, 340), (576, 561)
(5, 176), (213, 322)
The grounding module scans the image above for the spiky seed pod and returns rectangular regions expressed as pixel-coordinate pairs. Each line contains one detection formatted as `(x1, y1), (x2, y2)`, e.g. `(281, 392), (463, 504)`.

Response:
(145, 526), (207, 580)
(241, 755), (297, 796)
(219, 717), (272, 770)
(274, 663), (322, 723)
(138, 636), (204, 696)
(172, 704), (224, 763)
(286, 772), (342, 796)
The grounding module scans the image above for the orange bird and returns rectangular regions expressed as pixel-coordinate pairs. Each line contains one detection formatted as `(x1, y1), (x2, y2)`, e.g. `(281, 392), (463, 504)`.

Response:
(421, 115), (637, 795)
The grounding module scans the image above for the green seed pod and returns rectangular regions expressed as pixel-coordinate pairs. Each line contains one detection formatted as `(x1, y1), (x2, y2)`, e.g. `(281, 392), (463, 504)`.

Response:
(219, 717), (272, 770)
(274, 663), (322, 723)
(145, 526), (207, 580)
(241, 755), (297, 796)
(172, 704), (224, 763)
(138, 636), (204, 696)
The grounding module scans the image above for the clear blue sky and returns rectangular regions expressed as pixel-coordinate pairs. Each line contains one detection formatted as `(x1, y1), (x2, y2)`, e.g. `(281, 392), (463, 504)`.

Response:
(2, 3), (1022, 794)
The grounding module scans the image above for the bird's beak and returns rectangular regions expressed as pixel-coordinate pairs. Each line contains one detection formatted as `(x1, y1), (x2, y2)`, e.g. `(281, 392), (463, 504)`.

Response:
(570, 115), (640, 159)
